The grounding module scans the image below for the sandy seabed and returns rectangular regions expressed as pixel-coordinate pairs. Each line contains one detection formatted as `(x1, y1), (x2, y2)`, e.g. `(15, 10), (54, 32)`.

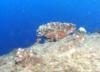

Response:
(0, 33), (100, 72)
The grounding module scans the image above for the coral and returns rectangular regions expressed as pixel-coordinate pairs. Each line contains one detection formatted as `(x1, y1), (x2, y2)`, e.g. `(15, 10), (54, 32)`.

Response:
(0, 22), (100, 72)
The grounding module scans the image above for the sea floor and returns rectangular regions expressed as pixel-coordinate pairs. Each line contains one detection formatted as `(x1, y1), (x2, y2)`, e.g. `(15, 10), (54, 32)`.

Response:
(0, 33), (100, 72)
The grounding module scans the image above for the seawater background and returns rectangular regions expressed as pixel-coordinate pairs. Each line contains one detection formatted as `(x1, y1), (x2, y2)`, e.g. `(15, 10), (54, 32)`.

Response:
(0, 0), (100, 55)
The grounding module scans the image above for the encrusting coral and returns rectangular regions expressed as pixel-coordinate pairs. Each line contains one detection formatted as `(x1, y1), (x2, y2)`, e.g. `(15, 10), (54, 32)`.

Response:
(0, 22), (100, 72)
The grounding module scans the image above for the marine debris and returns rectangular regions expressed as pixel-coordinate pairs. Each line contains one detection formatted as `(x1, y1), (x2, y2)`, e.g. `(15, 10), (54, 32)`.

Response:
(0, 22), (100, 72)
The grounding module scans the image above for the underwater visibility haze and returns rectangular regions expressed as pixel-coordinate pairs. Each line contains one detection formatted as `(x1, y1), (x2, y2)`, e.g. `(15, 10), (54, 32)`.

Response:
(0, 0), (100, 72)
(0, 0), (100, 55)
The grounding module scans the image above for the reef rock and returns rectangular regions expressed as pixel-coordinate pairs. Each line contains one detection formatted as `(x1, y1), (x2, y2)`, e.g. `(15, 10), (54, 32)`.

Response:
(0, 22), (100, 72)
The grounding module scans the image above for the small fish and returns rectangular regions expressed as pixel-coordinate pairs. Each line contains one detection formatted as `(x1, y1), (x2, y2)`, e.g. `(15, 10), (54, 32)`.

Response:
(78, 27), (87, 33)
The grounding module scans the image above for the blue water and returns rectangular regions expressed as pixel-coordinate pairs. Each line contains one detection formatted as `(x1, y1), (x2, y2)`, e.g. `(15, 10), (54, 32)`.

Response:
(0, 0), (100, 55)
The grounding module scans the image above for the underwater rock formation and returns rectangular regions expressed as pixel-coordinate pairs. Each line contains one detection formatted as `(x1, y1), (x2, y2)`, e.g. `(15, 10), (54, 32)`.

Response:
(0, 22), (100, 72)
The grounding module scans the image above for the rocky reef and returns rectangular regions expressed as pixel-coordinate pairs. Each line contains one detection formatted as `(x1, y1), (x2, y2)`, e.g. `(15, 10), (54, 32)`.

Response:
(0, 22), (100, 72)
